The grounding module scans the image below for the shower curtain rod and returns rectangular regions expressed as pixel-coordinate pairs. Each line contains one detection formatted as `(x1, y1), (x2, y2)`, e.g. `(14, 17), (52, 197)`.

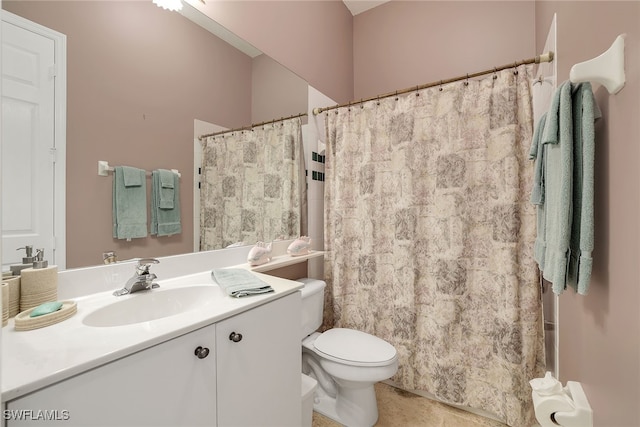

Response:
(312, 51), (554, 115)
(198, 112), (308, 140)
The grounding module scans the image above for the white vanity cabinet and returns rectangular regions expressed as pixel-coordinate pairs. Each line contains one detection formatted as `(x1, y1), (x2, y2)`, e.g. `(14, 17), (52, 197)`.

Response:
(5, 292), (302, 427)
(5, 323), (217, 426)
(216, 291), (301, 427)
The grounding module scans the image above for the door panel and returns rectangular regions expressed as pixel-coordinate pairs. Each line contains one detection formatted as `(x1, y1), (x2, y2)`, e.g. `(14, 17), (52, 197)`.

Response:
(2, 19), (56, 269)
(216, 293), (302, 426)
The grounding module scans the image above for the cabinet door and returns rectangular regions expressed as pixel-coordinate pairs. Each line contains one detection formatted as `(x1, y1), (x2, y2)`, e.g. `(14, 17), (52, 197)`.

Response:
(216, 293), (301, 427)
(6, 324), (217, 426)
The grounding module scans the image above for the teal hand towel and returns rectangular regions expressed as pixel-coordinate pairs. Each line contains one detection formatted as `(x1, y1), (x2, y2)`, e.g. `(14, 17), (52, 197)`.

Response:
(530, 113), (547, 205)
(211, 268), (274, 298)
(122, 166), (143, 187)
(530, 114), (548, 270)
(113, 166), (148, 240)
(158, 169), (175, 209)
(151, 170), (181, 236)
(567, 82), (600, 295)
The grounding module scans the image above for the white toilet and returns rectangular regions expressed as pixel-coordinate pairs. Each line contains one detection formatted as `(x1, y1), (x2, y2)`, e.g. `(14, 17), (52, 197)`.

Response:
(298, 278), (398, 427)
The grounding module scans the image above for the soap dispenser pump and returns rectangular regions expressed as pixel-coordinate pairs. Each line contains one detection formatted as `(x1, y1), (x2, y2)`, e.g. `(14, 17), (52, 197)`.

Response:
(32, 248), (48, 269)
(10, 245), (35, 276)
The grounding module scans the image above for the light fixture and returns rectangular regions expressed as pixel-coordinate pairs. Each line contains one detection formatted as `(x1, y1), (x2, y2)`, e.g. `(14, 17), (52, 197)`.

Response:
(152, 0), (183, 12)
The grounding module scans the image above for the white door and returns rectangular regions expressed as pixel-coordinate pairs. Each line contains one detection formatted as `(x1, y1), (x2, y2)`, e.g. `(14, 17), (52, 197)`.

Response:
(1, 12), (65, 270)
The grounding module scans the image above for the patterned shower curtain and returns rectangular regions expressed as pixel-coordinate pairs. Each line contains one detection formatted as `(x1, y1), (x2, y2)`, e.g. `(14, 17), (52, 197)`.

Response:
(200, 117), (307, 250)
(324, 65), (544, 426)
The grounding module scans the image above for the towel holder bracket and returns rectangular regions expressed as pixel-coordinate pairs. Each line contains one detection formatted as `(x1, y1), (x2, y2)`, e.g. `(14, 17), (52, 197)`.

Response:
(569, 34), (626, 94)
(98, 160), (112, 176)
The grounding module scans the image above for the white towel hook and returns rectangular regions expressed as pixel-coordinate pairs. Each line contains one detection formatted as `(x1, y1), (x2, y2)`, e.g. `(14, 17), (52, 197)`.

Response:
(569, 34), (626, 94)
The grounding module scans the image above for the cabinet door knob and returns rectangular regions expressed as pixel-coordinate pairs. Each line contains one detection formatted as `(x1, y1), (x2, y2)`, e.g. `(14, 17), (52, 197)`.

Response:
(194, 346), (210, 359)
(229, 332), (243, 342)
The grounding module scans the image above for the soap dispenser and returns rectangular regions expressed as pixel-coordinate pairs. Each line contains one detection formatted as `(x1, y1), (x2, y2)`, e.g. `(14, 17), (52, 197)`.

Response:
(10, 246), (35, 276)
(19, 249), (59, 312)
(32, 248), (49, 269)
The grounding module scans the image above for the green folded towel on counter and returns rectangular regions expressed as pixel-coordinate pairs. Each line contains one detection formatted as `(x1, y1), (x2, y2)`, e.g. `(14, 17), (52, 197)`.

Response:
(211, 268), (274, 298)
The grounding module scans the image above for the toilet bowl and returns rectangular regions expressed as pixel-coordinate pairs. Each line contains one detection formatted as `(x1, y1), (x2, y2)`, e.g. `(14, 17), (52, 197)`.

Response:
(298, 279), (398, 427)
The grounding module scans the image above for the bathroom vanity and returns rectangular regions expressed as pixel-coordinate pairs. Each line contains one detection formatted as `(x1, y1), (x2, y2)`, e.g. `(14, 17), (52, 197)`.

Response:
(1, 267), (307, 426)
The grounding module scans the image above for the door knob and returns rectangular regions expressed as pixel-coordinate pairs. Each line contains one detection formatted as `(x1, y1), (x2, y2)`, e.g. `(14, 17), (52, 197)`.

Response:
(194, 346), (210, 359)
(229, 332), (243, 342)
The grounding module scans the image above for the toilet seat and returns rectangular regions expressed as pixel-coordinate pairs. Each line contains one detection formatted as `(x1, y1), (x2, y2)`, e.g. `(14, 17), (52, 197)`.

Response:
(313, 328), (397, 366)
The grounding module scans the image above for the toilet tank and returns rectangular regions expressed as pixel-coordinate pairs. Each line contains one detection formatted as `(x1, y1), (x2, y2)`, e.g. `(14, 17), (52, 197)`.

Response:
(297, 278), (326, 340)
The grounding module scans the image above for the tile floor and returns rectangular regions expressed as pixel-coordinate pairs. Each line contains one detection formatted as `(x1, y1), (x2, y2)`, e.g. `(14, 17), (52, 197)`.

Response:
(311, 383), (508, 427)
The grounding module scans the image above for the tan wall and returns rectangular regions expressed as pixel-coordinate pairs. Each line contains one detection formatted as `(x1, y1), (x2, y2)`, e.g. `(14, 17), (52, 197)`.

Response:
(353, 1), (535, 99)
(3, 1), (253, 268)
(192, 0), (354, 104)
(251, 54), (308, 124)
(535, 3), (640, 425)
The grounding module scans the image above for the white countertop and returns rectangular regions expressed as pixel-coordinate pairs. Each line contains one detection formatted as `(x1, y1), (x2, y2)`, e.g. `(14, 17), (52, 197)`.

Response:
(1, 270), (303, 402)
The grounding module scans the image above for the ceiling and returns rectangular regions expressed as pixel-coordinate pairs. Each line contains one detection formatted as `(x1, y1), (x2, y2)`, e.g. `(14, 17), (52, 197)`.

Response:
(343, 0), (390, 15)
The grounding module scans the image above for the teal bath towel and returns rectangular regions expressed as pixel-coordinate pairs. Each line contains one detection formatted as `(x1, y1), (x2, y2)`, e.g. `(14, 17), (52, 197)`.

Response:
(112, 166), (148, 240)
(530, 81), (600, 296)
(211, 268), (274, 298)
(567, 82), (600, 295)
(151, 169), (181, 236)
(535, 81), (574, 294)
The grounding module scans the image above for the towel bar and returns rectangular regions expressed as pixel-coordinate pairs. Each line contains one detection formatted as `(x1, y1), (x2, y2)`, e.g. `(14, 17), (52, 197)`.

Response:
(97, 160), (181, 178)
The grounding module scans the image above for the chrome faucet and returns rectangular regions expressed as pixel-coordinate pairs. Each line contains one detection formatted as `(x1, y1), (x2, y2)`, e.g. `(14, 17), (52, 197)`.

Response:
(113, 258), (160, 296)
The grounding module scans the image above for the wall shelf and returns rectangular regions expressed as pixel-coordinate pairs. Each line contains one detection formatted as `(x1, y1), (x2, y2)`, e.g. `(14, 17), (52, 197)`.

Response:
(234, 251), (324, 273)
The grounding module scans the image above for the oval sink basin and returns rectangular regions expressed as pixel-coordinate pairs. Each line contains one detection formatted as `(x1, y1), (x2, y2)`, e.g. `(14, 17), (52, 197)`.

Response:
(83, 285), (219, 327)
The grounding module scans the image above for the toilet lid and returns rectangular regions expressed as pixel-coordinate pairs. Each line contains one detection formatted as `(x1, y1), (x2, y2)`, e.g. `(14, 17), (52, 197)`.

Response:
(314, 328), (397, 364)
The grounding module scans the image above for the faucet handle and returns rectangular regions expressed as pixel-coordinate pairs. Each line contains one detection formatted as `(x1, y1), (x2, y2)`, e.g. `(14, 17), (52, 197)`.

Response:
(136, 258), (159, 275)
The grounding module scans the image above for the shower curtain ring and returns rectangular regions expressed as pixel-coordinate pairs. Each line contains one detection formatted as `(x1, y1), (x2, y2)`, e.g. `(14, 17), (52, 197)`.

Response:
(415, 85), (420, 96)
(464, 74), (469, 86)
(439, 80), (443, 91)
(513, 62), (519, 75)
(360, 99), (365, 108)
(395, 90), (399, 101)
(493, 67), (498, 80)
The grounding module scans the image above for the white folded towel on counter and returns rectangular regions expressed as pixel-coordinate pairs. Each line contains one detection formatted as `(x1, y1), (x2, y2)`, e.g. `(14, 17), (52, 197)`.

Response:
(211, 269), (274, 298)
